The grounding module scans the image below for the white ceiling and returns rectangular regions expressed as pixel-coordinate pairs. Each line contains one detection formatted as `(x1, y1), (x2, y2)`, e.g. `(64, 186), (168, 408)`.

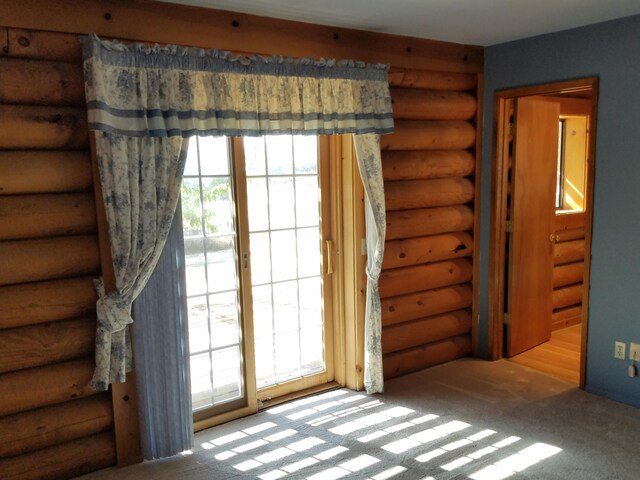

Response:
(158, 0), (640, 46)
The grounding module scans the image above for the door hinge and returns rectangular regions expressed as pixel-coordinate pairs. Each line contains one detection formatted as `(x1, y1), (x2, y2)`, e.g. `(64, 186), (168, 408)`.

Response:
(503, 313), (511, 325)
(505, 220), (513, 233)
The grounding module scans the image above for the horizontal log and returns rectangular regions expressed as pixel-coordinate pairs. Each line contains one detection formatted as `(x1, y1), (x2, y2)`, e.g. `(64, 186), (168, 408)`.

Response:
(0, 393), (112, 458)
(381, 120), (476, 151)
(0, 27), (7, 56)
(552, 305), (583, 331)
(382, 284), (473, 326)
(0, 192), (96, 240)
(0, 431), (115, 480)
(6, 28), (82, 62)
(0, 57), (84, 106)
(554, 227), (585, 243)
(0, 105), (88, 150)
(388, 68), (477, 91)
(383, 232), (473, 270)
(554, 212), (586, 231)
(379, 258), (473, 298)
(553, 262), (584, 288)
(386, 205), (474, 240)
(0, 317), (95, 374)
(383, 335), (471, 379)
(552, 284), (583, 310)
(1, 0), (483, 73)
(0, 151), (92, 195)
(0, 357), (96, 416)
(382, 309), (471, 354)
(0, 276), (97, 329)
(382, 150), (475, 181)
(385, 177), (474, 211)
(391, 88), (476, 121)
(0, 235), (100, 286)
(553, 239), (585, 266)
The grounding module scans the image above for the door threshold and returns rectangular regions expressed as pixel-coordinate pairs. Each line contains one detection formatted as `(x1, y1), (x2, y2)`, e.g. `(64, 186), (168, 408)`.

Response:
(259, 382), (342, 411)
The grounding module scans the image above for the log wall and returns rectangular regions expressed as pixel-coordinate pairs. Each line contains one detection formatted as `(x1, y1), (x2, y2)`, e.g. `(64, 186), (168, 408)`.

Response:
(552, 213), (586, 330)
(381, 70), (478, 379)
(0, 28), (117, 479)
(1, 0), (483, 475)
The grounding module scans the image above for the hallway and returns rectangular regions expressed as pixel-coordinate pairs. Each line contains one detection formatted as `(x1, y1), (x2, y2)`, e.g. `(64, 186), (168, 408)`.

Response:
(509, 325), (581, 384)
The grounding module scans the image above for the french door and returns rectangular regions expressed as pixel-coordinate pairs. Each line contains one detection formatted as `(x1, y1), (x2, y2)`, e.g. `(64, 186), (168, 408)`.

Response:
(181, 134), (334, 422)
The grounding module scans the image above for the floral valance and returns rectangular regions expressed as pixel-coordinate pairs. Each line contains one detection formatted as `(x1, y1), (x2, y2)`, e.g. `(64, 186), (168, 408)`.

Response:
(82, 34), (394, 137)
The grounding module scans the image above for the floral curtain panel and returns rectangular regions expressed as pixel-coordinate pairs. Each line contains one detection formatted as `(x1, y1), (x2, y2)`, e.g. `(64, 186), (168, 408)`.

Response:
(91, 133), (187, 390)
(353, 135), (386, 394)
(82, 33), (393, 397)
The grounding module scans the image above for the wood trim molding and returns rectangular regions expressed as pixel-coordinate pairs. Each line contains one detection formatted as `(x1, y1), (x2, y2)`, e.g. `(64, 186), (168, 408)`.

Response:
(488, 95), (510, 360)
(489, 78), (598, 388)
(471, 73), (484, 356)
(579, 80), (599, 390)
(0, 0), (483, 73)
(340, 136), (366, 391)
(89, 134), (142, 466)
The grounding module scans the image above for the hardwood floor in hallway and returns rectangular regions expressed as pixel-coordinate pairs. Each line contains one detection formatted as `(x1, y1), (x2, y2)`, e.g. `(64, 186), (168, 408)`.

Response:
(509, 324), (581, 384)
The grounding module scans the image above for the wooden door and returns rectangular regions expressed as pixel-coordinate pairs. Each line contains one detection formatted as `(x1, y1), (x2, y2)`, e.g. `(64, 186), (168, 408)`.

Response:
(506, 97), (559, 357)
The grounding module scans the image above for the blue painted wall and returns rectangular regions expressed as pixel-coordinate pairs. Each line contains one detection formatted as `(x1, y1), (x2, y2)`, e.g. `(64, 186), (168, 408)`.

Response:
(479, 15), (640, 406)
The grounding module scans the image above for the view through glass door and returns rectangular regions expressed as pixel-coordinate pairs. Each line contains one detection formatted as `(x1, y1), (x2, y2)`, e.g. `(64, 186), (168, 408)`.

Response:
(244, 135), (332, 401)
(182, 137), (246, 418)
(182, 134), (333, 421)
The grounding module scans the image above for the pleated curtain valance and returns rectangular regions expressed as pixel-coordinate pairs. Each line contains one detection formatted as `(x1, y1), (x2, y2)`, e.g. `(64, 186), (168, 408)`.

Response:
(82, 33), (394, 137)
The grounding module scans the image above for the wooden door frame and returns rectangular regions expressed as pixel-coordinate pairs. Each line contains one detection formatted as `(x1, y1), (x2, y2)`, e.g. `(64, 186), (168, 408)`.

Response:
(488, 77), (599, 389)
(194, 135), (365, 430)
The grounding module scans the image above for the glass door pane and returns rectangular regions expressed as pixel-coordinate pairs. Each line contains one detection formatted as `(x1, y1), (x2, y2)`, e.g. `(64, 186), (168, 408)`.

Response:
(182, 136), (245, 415)
(244, 135), (326, 391)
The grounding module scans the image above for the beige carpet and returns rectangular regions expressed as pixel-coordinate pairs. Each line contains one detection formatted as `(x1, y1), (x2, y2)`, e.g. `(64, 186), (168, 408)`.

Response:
(79, 359), (640, 479)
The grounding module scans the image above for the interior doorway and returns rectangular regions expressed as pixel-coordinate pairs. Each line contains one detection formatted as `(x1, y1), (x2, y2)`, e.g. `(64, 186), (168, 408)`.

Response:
(489, 78), (598, 387)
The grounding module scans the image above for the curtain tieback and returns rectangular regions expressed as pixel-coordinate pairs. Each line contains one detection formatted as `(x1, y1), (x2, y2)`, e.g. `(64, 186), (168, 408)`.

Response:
(94, 277), (133, 334)
(365, 267), (380, 283)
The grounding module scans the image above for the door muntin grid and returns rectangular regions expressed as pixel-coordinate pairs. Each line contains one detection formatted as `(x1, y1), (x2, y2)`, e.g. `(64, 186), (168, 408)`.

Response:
(244, 135), (326, 390)
(182, 136), (245, 412)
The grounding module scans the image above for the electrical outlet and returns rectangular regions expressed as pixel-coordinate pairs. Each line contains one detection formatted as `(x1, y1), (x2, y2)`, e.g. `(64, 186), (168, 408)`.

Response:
(629, 342), (640, 362)
(614, 341), (626, 360)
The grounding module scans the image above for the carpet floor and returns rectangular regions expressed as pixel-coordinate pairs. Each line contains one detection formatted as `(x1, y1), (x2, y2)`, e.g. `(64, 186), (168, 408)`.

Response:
(79, 359), (640, 479)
